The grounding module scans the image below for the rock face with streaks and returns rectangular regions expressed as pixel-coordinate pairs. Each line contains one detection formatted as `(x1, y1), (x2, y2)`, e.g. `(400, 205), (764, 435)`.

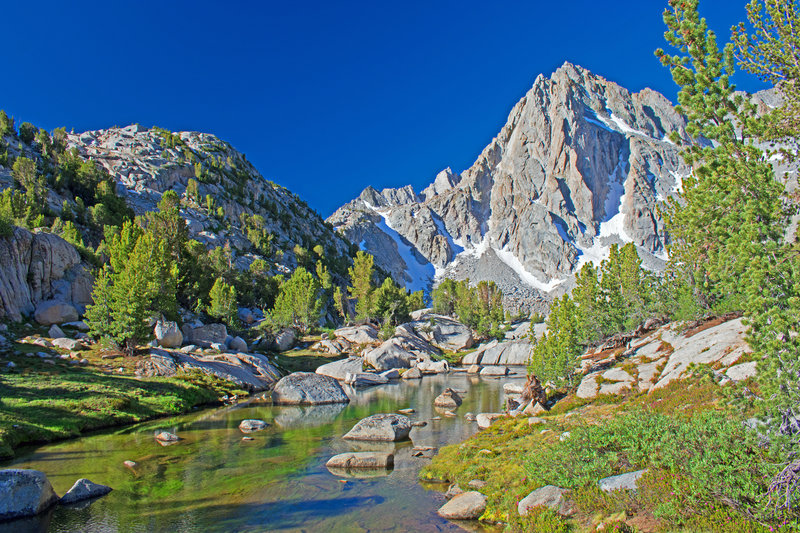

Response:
(328, 62), (695, 310)
(0, 227), (93, 322)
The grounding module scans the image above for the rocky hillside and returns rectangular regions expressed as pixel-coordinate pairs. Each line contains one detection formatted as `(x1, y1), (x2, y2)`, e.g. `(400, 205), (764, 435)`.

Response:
(63, 125), (352, 270)
(0, 123), (354, 321)
(328, 62), (693, 310)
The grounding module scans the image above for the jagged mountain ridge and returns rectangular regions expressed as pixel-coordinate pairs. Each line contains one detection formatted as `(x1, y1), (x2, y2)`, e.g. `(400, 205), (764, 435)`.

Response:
(328, 62), (695, 311)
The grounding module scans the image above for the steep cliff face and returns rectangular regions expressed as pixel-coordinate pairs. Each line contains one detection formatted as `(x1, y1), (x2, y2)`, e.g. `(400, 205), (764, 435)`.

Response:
(328, 63), (693, 310)
(0, 227), (92, 321)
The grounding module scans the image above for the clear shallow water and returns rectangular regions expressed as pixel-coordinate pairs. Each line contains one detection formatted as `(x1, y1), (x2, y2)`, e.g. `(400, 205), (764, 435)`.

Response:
(1, 373), (523, 533)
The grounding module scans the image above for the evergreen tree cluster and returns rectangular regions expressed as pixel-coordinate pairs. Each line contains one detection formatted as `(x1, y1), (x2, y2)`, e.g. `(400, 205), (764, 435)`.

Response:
(529, 243), (656, 386)
(431, 278), (506, 340)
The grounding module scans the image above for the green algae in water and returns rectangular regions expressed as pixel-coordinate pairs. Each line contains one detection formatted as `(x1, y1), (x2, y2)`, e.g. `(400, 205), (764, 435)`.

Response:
(1, 374), (519, 532)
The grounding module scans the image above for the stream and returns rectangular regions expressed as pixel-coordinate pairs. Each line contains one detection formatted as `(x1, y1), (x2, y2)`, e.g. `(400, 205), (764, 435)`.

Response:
(2, 373), (523, 533)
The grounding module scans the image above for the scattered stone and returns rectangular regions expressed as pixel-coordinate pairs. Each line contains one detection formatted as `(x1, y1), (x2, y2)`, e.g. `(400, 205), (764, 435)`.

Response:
(6, 361), (16, 368)
(464, 412), (477, 421)
(434, 388), (463, 409)
(379, 368), (400, 380)
(467, 364), (481, 374)
(522, 401), (547, 416)
(210, 342), (226, 351)
(228, 336), (248, 353)
(411, 421), (427, 428)
(326, 452), (394, 469)
(518, 485), (573, 517)
(48, 324), (66, 339)
(401, 367), (422, 379)
(272, 372), (350, 405)
(476, 413), (504, 429)
(0, 469), (59, 520)
(431, 416), (442, 421)
(60, 478), (112, 505)
(273, 328), (296, 351)
(397, 408), (415, 414)
(123, 461), (137, 469)
(154, 431), (180, 443)
(479, 366), (509, 377)
(598, 469), (648, 493)
(344, 372), (389, 387)
(416, 360), (450, 374)
(242, 436), (255, 441)
(468, 479), (488, 489)
(238, 419), (269, 433)
(179, 345), (198, 353)
(559, 431), (571, 441)
(527, 417), (546, 426)
(445, 483), (464, 499)
(62, 321), (89, 331)
(52, 338), (83, 351)
(343, 414), (412, 441)
(437, 491), (487, 520)
(316, 357), (364, 381)
(442, 410), (456, 417)
(154, 320), (183, 348)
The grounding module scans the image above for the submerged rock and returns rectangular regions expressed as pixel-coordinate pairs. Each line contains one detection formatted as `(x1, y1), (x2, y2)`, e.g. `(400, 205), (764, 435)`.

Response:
(238, 419), (269, 433)
(60, 478), (112, 505)
(343, 414), (412, 442)
(272, 372), (350, 405)
(325, 452), (394, 469)
(154, 431), (180, 443)
(0, 469), (59, 520)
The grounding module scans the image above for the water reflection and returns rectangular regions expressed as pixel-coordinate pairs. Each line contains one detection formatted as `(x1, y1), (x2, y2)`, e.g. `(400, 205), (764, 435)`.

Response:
(3, 373), (523, 532)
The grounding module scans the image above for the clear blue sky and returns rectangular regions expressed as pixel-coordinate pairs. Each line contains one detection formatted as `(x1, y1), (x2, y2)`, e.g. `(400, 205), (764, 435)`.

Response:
(3, 0), (767, 217)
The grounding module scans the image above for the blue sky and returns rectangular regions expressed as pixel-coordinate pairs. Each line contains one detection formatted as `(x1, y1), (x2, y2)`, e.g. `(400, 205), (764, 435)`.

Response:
(3, 1), (767, 217)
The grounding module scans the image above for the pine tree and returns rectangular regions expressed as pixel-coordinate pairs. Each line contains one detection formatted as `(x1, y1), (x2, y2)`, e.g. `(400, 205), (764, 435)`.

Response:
(348, 251), (375, 321)
(270, 267), (322, 332)
(208, 277), (237, 326)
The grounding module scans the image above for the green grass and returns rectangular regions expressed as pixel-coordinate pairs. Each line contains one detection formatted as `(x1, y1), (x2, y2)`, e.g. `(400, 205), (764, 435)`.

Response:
(0, 361), (240, 459)
(420, 374), (794, 532)
(269, 348), (345, 373)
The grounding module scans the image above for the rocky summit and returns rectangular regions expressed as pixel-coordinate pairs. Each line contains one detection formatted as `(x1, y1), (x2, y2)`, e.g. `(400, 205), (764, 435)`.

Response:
(328, 62), (693, 310)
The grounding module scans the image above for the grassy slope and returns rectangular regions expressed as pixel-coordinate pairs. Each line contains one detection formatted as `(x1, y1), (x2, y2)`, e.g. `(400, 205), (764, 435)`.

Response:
(421, 375), (789, 532)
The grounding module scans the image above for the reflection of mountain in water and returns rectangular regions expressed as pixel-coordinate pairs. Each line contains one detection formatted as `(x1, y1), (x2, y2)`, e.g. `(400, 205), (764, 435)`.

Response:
(273, 403), (347, 428)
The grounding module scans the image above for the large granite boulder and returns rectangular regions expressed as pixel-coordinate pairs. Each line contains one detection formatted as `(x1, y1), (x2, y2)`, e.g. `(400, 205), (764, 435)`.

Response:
(60, 478), (112, 505)
(183, 323), (227, 348)
(0, 227), (92, 322)
(333, 324), (379, 344)
(34, 300), (79, 325)
(344, 372), (389, 387)
(139, 348), (280, 392)
(272, 372), (350, 405)
(364, 340), (418, 371)
(463, 341), (532, 366)
(155, 320), (183, 348)
(0, 469), (59, 520)
(410, 314), (474, 352)
(343, 414), (412, 441)
(315, 356), (364, 381)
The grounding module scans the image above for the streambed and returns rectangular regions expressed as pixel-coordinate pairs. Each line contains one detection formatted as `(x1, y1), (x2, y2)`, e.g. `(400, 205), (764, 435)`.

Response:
(2, 373), (523, 532)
